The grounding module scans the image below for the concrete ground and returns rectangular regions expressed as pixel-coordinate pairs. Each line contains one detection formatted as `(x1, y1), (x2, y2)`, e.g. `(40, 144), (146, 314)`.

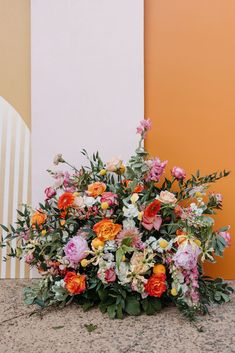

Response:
(0, 280), (234, 353)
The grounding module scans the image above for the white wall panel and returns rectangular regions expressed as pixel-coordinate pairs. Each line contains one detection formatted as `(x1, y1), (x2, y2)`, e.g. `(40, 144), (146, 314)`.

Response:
(31, 0), (144, 205)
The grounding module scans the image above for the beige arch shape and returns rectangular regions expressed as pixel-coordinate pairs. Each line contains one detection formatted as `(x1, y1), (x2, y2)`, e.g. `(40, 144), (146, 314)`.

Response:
(0, 97), (31, 278)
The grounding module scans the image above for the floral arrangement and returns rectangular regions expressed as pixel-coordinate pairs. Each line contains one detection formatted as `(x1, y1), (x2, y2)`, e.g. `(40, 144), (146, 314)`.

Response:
(1, 119), (233, 320)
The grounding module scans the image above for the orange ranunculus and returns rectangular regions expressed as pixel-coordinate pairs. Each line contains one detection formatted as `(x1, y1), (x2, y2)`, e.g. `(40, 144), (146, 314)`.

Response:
(87, 182), (106, 197)
(144, 199), (161, 218)
(64, 272), (86, 295)
(31, 210), (47, 226)
(122, 179), (144, 193)
(144, 273), (167, 297)
(58, 192), (75, 210)
(93, 219), (122, 241)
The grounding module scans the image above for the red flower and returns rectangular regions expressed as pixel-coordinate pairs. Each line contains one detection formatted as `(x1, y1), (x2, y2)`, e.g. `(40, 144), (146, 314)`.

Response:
(142, 200), (162, 231)
(145, 273), (167, 297)
(144, 200), (161, 218)
(58, 192), (75, 210)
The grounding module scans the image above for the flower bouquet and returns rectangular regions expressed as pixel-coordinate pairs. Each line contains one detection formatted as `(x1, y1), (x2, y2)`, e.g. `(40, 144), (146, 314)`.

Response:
(1, 120), (233, 320)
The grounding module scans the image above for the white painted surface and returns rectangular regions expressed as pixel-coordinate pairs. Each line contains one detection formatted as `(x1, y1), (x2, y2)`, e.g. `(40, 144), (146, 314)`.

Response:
(31, 0), (144, 205)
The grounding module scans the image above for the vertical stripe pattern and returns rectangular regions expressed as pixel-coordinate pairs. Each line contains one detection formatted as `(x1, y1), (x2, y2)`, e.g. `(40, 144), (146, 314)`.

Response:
(0, 97), (31, 278)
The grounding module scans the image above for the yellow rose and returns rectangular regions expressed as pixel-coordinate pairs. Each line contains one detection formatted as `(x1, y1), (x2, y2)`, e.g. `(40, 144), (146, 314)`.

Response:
(91, 237), (105, 250)
(101, 202), (109, 210)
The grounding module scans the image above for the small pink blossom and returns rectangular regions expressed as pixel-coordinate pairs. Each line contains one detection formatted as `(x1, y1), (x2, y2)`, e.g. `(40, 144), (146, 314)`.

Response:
(136, 119), (152, 137)
(25, 253), (34, 264)
(218, 229), (231, 246)
(45, 187), (56, 200)
(105, 268), (116, 283)
(100, 192), (118, 206)
(171, 166), (186, 180)
(142, 215), (162, 231)
(63, 235), (89, 268)
(145, 158), (168, 182)
(20, 229), (30, 241)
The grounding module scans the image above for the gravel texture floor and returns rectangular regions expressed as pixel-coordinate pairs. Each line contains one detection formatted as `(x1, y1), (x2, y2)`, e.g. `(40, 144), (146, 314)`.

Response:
(0, 280), (234, 353)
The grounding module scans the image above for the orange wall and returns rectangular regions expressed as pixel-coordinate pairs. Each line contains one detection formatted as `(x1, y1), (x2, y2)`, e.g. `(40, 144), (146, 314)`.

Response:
(145, 0), (235, 279)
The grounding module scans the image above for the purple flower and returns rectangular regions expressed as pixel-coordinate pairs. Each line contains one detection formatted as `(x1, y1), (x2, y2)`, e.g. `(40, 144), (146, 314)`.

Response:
(145, 158), (168, 182)
(173, 243), (201, 270)
(64, 235), (89, 268)
(171, 166), (186, 180)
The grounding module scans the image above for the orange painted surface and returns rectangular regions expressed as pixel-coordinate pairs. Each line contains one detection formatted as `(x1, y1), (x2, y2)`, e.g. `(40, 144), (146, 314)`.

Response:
(145, 0), (235, 279)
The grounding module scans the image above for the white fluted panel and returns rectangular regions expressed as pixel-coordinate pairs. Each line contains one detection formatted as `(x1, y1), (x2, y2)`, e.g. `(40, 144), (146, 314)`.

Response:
(0, 97), (31, 278)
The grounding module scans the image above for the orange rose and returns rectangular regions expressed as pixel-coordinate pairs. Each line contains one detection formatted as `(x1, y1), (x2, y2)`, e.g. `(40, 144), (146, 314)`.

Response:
(58, 192), (75, 210)
(93, 219), (122, 241)
(145, 273), (167, 297)
(64, 272), (86, 295)
(87, 182), (106, 197)
(31, 210), (47, 226)
(144, 199), (161, 218)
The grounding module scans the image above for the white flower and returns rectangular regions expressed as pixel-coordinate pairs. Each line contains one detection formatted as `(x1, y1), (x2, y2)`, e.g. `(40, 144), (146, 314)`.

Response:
(190, 203), (203, 216)
(104, 241), (117, 253)
(145, 236), (158, 250)
(53, 154), (64, 165)
(116, 262), (130, 283)
(123, 218), (136, 229)
(73, 196), (85, 208)
(123, 204), (139, 218)
(155, 238), (173, 253)
(83, 196), (96, 207)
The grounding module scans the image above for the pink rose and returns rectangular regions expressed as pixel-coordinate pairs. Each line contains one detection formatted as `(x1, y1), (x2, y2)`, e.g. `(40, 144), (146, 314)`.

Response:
(100, 192), (118, 206)
(45, 187), (56, 200)
(105, 268), (116, 283)
(142, 215), (162, 231)
(158, 191), (177, 204)
(171, 166), (186, 180)
(64, 235), (89, 268)
(219, 229), (231, 246)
